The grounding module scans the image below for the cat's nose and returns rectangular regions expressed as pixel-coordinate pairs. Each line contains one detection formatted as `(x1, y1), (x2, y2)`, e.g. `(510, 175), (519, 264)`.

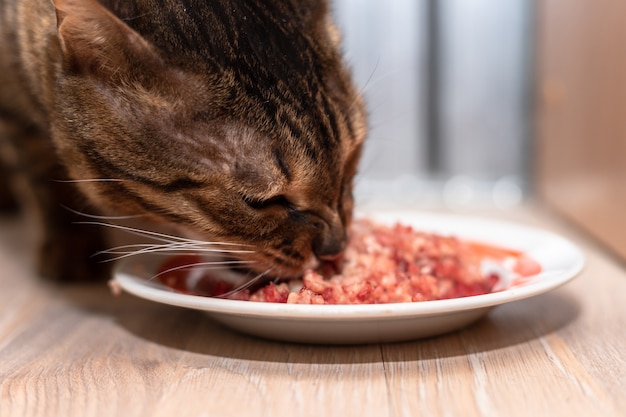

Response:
(313, 226), (347, 260)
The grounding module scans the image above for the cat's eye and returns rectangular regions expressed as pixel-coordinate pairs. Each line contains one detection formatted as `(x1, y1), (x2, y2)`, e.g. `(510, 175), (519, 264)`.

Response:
(243, 194), (292, 211)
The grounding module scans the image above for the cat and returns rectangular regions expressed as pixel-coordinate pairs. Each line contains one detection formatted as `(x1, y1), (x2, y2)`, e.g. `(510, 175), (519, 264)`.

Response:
(0, 0), (367, 282)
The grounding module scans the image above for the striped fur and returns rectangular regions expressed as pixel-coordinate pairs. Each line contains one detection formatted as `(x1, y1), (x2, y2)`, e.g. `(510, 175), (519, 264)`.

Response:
(0, 0), (367, 281)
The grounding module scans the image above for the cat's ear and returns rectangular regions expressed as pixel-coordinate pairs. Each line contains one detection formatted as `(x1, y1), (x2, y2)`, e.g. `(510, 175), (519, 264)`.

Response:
(51, 0), (161, 79)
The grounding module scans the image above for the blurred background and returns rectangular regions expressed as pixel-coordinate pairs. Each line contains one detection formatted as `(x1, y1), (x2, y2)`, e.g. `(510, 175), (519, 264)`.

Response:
(334, 0), (531, 207)
(333, 0), (626, 259)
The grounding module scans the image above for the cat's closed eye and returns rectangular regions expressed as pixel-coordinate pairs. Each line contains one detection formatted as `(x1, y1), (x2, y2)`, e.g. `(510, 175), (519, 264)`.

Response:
(242, 194), (293, 211)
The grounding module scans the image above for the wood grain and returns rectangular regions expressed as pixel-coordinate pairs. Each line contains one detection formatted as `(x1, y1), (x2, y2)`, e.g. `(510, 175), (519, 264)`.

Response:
(1, 205), (625, 417)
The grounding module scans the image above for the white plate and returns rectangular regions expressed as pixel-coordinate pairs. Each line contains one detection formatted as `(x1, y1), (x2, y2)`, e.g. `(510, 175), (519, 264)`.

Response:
(113, 211), (584, 344)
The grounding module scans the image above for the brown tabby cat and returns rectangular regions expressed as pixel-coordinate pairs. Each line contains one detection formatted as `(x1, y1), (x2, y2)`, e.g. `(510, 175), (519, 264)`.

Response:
(0, 0), (367, 282)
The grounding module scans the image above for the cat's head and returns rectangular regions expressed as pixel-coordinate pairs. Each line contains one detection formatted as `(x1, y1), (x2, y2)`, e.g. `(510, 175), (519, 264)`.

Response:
(50, 0), (367, 277)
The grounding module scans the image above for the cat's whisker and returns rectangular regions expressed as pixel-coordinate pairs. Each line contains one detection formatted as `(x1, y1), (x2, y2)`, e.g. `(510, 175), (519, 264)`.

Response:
(62, 205), (145, 221)
(53, 178), (127, 183)
(147, 260), (259, 282)
(106, 251), (234, 261)
(97, 240), (254, 253)
(356, 56), (380, 96)
(76, 221), (251, 247)
(215, 266), (276, 299)
(345, 56), (381, 116)
(96, 241), (255, 262)
(122, 11), (158, 22)
(97, 242), (254, 255)
(75, 219), (258, 269)
(355, 59), (404, 103)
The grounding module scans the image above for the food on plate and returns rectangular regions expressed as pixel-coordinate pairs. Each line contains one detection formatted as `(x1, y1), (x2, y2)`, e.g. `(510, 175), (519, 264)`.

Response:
(156, 219), (542, 304)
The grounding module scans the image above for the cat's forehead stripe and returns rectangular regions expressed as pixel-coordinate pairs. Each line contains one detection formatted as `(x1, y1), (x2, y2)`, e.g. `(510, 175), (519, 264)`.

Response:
(76, 140), (204, 193)
(272, 147), (292, 181)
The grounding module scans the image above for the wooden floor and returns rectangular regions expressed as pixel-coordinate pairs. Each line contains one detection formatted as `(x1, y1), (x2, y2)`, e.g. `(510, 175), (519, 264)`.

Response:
(1, 203), (624, 417)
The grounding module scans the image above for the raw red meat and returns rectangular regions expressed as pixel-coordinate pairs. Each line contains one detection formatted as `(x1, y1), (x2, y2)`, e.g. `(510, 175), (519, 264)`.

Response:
(157, 219), (541, 304)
